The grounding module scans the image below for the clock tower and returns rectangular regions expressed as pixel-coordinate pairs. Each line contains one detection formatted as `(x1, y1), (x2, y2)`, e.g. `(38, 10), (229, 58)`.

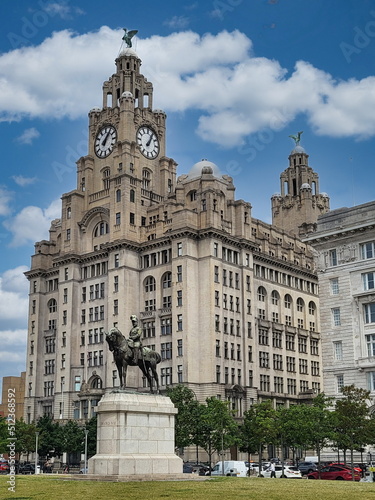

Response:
(65, 45), (177, 250)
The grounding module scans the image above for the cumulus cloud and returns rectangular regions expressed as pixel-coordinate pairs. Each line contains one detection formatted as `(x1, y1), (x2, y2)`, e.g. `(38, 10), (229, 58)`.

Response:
(15, 127), (40, 144)
(43, 1), (85, 19)
(163, 16), (190, 29)
(12, 175), (37, 187)
(0, 187), (13, 216)
(3, 198), (61, 247)
(0, 28), (375, 145)
(0, 267), (29, 330)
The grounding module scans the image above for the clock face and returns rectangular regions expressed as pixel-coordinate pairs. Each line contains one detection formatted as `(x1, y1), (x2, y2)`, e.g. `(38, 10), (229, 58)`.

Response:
(95, 125), (117, 158)
(137, 126), (159, 159)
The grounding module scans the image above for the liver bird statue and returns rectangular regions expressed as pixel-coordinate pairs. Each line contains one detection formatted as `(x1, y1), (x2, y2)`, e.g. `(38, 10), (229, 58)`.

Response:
(289, 131), (303, 147)
(122, 28), (138, 48)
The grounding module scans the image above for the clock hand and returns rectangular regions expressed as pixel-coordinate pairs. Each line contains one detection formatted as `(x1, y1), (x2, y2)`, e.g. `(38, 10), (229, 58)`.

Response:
(146, 135), (153, 147)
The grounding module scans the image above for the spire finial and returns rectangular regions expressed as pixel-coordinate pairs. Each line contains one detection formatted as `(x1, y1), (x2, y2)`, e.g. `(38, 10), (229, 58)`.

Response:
(289, 131), (303, 147)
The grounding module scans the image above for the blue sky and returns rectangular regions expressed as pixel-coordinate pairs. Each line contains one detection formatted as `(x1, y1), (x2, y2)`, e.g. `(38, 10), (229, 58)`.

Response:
(1, 0), (375, 398)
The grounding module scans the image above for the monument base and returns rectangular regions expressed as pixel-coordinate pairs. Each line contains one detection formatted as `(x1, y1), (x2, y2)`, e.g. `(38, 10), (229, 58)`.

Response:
(88, 391), (183, 476)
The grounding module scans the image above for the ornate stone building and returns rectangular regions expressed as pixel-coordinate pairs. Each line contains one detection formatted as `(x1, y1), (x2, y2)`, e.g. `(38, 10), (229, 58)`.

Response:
(24, 46), (323, 434)
(304, 203), (375, 399)
(272, 144), (330, 237)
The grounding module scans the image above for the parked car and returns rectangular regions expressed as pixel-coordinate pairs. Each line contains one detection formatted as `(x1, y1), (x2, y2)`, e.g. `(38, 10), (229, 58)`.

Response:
(183, 462), (209, 475)
(307, 465), (361, 481)
(298, 461), (318, 475)
(18, 463), (36, 475)
(0, 460), (9, 474)
(262, 465), (302, 478)
(328, 462), (362, 474)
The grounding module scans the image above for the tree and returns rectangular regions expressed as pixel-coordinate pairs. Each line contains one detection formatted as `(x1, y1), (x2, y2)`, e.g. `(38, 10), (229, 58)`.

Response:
(36, 415), (63, 459)
(166, 384), (201, 450)
(197, 397), (239, 470)
(240, 400), (277, 474)
(15, 419), (38, 461)
(277, 404), (313, 464)
(85, 415), (98, 458)
(334, 385), (372, 479)
(60, 420), (85, 466)
(305, 393), (334, 476)
(0, 417), (8, 454)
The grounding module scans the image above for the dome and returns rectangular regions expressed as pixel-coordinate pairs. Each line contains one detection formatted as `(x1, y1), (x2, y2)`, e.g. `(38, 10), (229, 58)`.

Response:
(300, 183), (311, 190)
(153, 109), (165, 114)
(121, 91), (133, 98)
(321, 192), (329, 198)
(271, 192), (281, 198)
(90, 107), (101, 113)
(187, 159), (221, 179)
(118, 47), (139, 58)
(291, 145), (306, 154)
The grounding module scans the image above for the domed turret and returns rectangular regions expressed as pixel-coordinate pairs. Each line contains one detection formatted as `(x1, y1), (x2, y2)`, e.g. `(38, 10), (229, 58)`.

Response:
(187, 159), (221, 179)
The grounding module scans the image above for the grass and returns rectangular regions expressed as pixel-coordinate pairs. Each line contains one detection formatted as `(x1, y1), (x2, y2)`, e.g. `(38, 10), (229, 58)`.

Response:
(0, 475), (375, 500)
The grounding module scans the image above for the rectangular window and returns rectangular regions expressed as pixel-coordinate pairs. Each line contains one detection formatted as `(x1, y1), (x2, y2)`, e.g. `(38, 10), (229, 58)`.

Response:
(329, 249), (337, 266)
(286, 356), (296, 372)
(215, 314), (220, 331)
(177, 339), (183, 356)
(177, 242), (182, 256)
(311, 361), (320, 376)
(336, 374), (344, 393)
(273, 354), (283, 370)
(214, 266), (219, 283)
(113, 299), (118, 315)
(330, 278), (339, 295)
(310, 339), (319, 355)
(216, 365), (221, 384)
(177, 265), (182, 282)
(274, 376), (283, 393)
(363, 272), (375, 290)
(287, 378), (296, 395)
(260, 374), (270, 392)
(115, 212), (121, 225)
(298, 336), (307, 353)
(286, 334), (295, 351)
(299, 359), (308, 374)
(258, 328), (269, 345)
(365, 303), (375, 324)
(114, 254), (119, 268)
(259, 351), (269, 368)
(161, 342), (173, 360)
(130, 212), (135, 224)
(361, 241), (375, 259)
(366, 334), (375, 357)
(332, 307), (341, 326)
(161, 317), (172, 335)
(333, 340), (343, 360)
(177, 314), (183, 331)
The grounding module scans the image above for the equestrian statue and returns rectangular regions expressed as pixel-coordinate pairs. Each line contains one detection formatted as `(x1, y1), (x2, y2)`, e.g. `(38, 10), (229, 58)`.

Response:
(105, 315), (161, 393)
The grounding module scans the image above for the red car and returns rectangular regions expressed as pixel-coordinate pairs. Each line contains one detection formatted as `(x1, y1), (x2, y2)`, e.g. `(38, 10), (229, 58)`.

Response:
(329, 463), (362, 474)
(307, 465), (361, 481)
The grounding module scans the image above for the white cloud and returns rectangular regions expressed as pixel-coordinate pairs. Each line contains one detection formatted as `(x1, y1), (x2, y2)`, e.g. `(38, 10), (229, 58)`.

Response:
(0, 267), (29, 326)
(12, 175), (37, 187)
(1, 266), (29, 294)
(0, 329), (27, 349)
(0, 28), (375, 145)
(163, 16), (190, 29)
(15, 127), (40, 144)
(43, 1), (85, 19)
(3, 198), (61, 247)
(0, 187), (13, 216)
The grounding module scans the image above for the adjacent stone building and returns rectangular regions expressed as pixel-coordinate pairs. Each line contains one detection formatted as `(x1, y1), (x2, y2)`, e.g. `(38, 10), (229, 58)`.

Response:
(23, 45), (323, 454)
(303, 203), (375, 399)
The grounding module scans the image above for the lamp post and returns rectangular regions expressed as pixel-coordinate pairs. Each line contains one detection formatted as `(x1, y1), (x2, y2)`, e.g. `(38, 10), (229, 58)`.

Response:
(35, 431), (39, 474)
(84, 429), (89, 474)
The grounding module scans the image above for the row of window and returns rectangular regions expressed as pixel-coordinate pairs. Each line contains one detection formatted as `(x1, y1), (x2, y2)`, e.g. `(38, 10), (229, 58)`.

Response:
(254, 265), (316, 293)
(331, 303), (375, 326)
(257, 354), (320, 375)
(330, 273), (375, 295)
(328, 242), (375, 268)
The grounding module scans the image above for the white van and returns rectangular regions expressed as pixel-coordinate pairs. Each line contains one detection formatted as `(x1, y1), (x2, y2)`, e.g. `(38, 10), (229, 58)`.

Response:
(210, 461), (248, 477)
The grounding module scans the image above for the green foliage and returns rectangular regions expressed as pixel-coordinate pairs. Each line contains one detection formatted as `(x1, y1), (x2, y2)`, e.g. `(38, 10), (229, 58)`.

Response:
(85, 415), (98, 458)
(0, 416), (8, 454)
(197, 397), (239, 466)
(37, 415), (64, 458)
(61, 420), (85, 460)
(167, 384), (201, 449)
(15, 419), (38, 459)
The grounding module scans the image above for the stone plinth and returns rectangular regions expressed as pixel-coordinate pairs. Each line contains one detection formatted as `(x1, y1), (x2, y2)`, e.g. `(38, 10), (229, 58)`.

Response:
(88, 391), (183, 476)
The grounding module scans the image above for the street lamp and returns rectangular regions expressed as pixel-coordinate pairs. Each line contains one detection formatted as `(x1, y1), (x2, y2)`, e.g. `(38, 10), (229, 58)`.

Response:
(35, 431), (39, 474)
(84, 429), (89, 474)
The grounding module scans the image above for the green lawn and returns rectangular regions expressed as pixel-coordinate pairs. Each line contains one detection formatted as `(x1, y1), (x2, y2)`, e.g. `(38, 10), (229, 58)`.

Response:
(0, 475), (374, 500)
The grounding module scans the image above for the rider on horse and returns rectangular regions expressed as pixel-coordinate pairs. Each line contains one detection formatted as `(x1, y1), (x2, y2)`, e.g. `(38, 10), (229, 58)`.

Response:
(128, 315), (143, 363)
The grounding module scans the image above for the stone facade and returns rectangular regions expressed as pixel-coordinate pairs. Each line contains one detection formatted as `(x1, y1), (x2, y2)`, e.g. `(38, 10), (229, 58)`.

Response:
(272, 145), (330, 237)
(303, 202), (375, 401)
(23, 46), (323, 454)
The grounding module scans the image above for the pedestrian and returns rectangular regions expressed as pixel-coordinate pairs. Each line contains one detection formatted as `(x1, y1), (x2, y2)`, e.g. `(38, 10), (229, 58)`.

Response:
(269, 460), (276, 478)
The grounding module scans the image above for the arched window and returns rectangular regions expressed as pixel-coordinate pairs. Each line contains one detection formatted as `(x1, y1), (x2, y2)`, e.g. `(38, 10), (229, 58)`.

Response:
(116, 189), (121, 202)
(257, 286), (266, 301)
(130, 189), (135, 202)
(284, 294), (292, 309)
(91, 377), (103, 389)
(144, 276), (156, 292)
(103, 168), (110, 189)
(297, 298), (305, 312)
(162, 272), (172, 289)
(271, 290), (280, 305)
(67, 207), (71, 219)
(308, 301), (316, 315)
(48, 299), (57, 313)
(94, 222), (109, 237)
(142, 169), (151, 189)
(189, 190), (197, 201)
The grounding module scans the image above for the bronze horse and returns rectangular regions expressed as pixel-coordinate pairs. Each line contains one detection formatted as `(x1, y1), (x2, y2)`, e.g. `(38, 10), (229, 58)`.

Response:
(106, 328), (161, 393)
